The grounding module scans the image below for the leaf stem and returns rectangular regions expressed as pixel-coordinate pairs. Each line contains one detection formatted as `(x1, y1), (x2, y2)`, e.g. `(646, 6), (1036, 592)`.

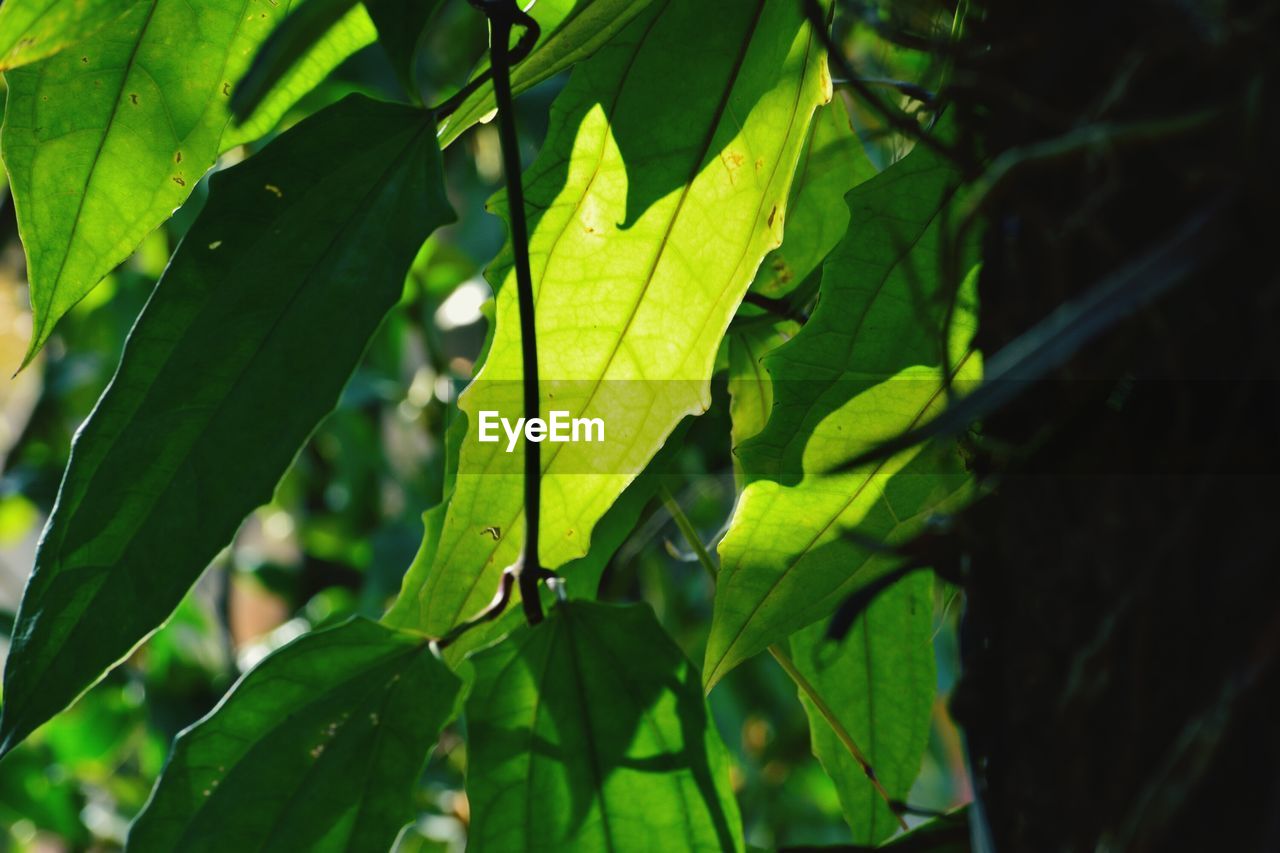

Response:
(767, 644), (908, 832)
(479, 0), (544, 625)
(660, 486), (905, 829)
(659, 487), (718, 581)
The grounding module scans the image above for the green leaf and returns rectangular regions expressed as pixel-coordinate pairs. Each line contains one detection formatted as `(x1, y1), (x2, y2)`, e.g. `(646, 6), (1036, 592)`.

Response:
(231, 0), (387, 122)
(882, 807), (971, 851)
(2, 0), (376, 364)
(0, 0), (144, 71)
(391, 0), (832, 639)
(128, 618), (461, 852)
(727, 319), (798, 483)
(387, 422), (685, 665)
(705, 131), (981, 689)
(748, 95), (877, 299)
(435, 0), (661, 148)
(0, 95), (453, 757)
(363, 0), (442, 100)
(790, 571), (936, 845)
(465, 600), (743, 851)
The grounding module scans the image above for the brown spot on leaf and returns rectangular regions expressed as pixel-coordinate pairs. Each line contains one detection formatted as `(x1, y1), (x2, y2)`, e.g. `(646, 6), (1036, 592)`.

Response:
(767, 205), (777, 227)
(174, 151), (182, 163)
(173, 176), (186, 187)
(222, 82), (231, 96)
(129, 93), (138, 105)
(722, 150), (746, 184)
(80, 56), (88, 64)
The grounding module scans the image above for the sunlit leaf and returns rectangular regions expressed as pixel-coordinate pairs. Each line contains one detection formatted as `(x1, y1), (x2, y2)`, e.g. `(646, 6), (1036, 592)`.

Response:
(436, 0), (660, 147)
(790, 571), (935, 845)
(388, 424), (685, 665)
(2, 0), (376, 363)
(230, 0), (393, 122)
(748, 95), (876, 299)
(705, 130), (980, 688)
(0, 95), (453, 757)
(465, 600), (743, 851)
(128, 618), (461, 852)
(390, 0), (832, 639)
(0, 0), (143, 71)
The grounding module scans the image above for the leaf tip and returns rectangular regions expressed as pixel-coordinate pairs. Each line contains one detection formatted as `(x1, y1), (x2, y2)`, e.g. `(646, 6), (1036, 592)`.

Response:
(0, 708), (30, 764)
(14, 319), (50, 376)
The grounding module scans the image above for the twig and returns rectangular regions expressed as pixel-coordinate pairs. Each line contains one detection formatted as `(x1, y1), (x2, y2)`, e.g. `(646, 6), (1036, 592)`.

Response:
(471, 0), (545, 625)
(742, 291), (810, 324)
(432, 564), (557, 651)
(800, 0), (963, 167)
(832, 76), (936, 105)
(429, 14), (540, 122)
(433, 566), (518, 650)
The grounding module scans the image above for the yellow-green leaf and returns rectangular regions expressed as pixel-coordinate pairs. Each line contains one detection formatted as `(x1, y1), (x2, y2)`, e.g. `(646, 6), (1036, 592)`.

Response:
(436, 0), (659, 148)
(705, 131), (980, 689)
(0, 0), (144, 71)
(749, 94), (876, 299)
(388, 0), (831, 638)
(1, 0), (375, 365)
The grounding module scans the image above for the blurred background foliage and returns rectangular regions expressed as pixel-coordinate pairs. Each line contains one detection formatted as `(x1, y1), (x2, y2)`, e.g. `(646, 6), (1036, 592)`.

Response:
(0, 1), (968, 848)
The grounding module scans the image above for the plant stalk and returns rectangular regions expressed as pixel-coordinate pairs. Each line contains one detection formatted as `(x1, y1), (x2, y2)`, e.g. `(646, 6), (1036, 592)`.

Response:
(481, 0), (544, 625)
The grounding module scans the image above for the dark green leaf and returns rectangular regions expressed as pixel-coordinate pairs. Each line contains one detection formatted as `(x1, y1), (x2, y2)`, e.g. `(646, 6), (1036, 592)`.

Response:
(791, 572), (936, 845)
(706, 129), (980, 688)
(128, 618), (461, 852)
(727, 320), (799, 484)
(364, 0), (444, 100)
(0, 95), (454, 757)
(465, 600), (743, 851)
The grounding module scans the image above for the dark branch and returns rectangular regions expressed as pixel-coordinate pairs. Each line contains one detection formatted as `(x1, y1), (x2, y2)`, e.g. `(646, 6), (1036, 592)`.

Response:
(800, 0), (963, 167)
(471, 0), (545, 625)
